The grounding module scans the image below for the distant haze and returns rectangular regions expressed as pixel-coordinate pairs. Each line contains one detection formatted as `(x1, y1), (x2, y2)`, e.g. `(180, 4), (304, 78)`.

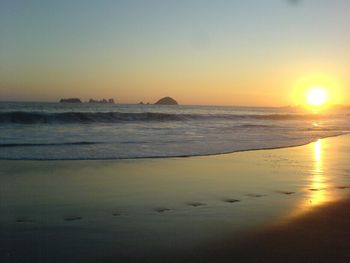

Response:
(1, 0), (349, 106)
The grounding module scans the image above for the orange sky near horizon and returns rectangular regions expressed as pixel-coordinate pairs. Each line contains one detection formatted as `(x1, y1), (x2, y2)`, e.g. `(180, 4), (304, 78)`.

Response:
(1, 1), (349, 106)
(2, 58), (347, 107)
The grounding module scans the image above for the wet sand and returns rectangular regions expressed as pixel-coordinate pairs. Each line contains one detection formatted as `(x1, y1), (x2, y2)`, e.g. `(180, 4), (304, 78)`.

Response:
(159, 197), (350, 263)
(202, 197), (350, 263)
(1, 135), (350, 262)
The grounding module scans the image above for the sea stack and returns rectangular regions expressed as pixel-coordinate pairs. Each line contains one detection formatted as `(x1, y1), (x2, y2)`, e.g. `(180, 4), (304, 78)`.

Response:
(59, 98), (82, 103)
(154, 97), (178, 105)
(88, 98), (115, 104)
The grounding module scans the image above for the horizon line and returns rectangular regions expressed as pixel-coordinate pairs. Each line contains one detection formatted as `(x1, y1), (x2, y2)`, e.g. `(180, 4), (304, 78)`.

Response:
(0, 99), (301, 108)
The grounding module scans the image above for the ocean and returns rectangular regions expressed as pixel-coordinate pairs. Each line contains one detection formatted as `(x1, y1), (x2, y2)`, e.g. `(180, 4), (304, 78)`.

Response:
(1, 101), (349, 160)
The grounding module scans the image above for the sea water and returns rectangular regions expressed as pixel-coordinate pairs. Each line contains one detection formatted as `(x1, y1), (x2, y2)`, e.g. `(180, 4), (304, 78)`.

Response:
(1, 101), (349, 160)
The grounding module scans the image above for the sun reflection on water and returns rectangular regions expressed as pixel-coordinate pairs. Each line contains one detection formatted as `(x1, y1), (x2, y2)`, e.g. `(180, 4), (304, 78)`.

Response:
(309, 139), (327, 206)
(286, 139), (332, 220)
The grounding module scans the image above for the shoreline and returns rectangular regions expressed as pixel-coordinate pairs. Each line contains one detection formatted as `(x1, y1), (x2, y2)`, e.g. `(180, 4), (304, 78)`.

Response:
(1, 132), (348, 162)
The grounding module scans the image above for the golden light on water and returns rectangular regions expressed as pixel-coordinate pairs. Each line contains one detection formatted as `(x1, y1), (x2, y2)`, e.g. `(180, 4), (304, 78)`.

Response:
(314, 139), (322, 164)
(309, 139), (327, 206)
(287, 139), (329, 220)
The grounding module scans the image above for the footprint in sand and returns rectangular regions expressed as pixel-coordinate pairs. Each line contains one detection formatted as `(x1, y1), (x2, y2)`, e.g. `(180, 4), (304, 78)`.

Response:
(308, 188), (325, 191)
(246, 194), (267, 198)
(16, 218), (34, 223)
(154, 207), (171, 213)
(335, 186), (350, 190)
(64, 216), (83, 221)
(187, 202), (206, 207)
(223, 198), (241, 204)
(112, 212), (122, 216)
(275, 191), (296, 195)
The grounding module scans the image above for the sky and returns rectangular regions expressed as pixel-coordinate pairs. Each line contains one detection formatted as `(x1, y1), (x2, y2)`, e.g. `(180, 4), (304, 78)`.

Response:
(1, 0), (349, 106)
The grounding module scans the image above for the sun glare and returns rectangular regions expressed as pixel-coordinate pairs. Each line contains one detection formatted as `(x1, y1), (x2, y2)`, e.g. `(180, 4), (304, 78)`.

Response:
(306, 87), (328, 107)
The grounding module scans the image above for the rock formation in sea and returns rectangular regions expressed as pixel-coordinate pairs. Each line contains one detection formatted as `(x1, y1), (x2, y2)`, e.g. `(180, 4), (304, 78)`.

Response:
(59, 98), (82, 103)
(154, 97), (178, 105)
(88, 98), (115, 104)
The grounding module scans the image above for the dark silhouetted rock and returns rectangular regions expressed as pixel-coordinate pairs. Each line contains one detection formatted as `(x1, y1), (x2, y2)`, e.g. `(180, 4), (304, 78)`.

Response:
(88, 98), (115, 104)
(155, 97), (178, 105)
(60, 98), (82, 103)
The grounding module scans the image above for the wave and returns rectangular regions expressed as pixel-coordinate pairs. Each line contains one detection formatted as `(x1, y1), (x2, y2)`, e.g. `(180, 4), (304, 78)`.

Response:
(0, 111), (185, 124)
(237, 124), (280, 128)
(0, 142), (99, 147)
(0, 111), (333, 124)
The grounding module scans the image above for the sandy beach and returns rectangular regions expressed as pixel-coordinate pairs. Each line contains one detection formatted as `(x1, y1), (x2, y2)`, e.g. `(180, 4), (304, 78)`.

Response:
(200, 197), (350, 263)
(1, 134), (350, 262)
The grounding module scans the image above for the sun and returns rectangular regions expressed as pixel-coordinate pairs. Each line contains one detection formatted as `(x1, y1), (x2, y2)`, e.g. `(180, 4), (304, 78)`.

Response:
(306, 87), (328, 107)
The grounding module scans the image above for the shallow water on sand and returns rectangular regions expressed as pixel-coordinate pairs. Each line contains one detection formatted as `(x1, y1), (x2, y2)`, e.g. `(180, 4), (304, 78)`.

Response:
(1, 135), (350, 262)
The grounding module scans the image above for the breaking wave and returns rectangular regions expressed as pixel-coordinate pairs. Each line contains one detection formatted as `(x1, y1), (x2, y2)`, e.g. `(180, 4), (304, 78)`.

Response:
(0, 111), (332, 124)
(0, 142), (99, 147)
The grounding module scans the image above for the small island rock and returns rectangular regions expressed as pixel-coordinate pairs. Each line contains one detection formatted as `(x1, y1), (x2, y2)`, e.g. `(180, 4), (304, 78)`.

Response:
(60, 98), (82, 103)
(155, 97), (178, 105)
(88, 98), (115, 104)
